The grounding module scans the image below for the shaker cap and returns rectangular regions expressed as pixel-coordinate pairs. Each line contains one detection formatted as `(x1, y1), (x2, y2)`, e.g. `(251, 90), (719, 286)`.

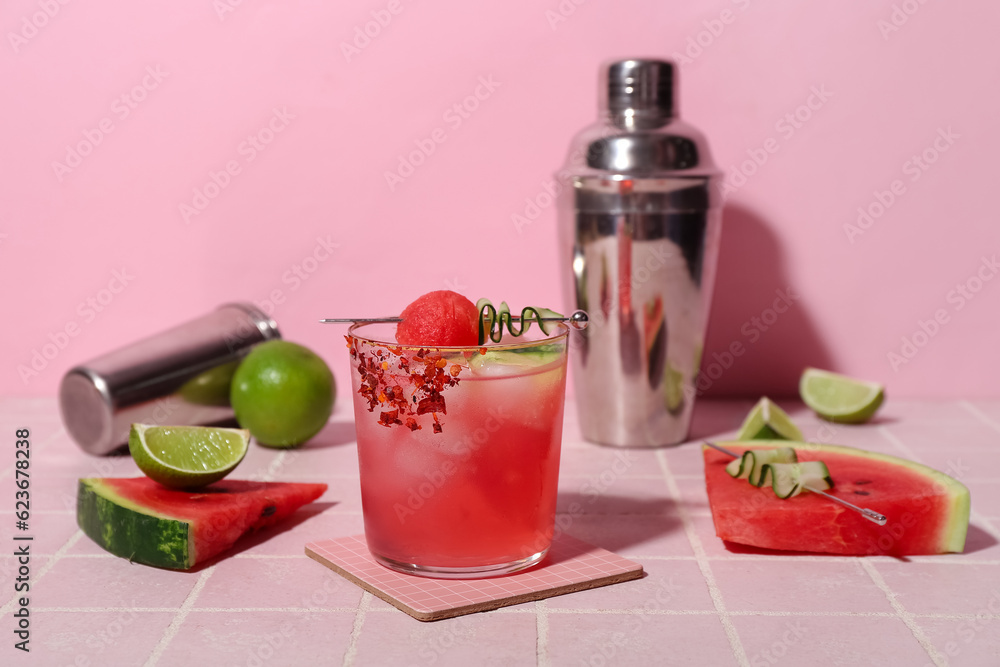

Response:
(601, 59), (675, 121)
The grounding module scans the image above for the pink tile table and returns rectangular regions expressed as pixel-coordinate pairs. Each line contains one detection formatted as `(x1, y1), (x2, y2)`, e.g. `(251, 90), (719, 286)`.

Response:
(1, 397), (998, 666)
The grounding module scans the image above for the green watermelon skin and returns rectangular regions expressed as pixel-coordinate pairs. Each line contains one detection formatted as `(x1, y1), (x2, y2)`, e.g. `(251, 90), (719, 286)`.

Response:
(704, 442), (970, 556)
(77, 478), (328, 569)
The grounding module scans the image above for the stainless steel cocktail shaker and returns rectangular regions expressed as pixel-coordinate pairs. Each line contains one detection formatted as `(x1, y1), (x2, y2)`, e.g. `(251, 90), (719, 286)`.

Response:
(558, 58), (722, 447)
(59, 303), (280, 455)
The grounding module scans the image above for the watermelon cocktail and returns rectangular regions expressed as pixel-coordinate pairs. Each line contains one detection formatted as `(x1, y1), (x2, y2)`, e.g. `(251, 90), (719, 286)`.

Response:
(347, 318), (570, 578)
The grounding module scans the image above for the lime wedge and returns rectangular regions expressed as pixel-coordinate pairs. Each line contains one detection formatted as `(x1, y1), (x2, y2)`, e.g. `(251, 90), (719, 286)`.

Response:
(664, 361), (685, 416)
(736, 397), (804, 441)
(129, 424), (250, 489)
(799, 368), (884, 423)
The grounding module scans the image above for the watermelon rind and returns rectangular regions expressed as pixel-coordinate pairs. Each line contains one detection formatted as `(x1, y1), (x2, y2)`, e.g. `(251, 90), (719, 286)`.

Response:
(704, 441), (971, 555)
(77, 479), (193, 569)
(77, 477), (329, 570)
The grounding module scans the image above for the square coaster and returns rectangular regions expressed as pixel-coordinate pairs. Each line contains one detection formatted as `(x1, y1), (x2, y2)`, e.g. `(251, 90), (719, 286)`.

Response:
(305, 534), (644, 621)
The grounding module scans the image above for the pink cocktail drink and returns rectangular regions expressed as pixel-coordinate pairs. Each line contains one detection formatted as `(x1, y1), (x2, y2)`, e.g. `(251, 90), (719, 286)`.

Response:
(347, 322), (569, 578)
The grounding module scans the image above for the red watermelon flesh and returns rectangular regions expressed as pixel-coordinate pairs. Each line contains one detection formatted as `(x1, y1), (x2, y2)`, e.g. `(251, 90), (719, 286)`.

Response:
(396, 290), (480, 347)
(77, 478), (328, 569)
(703, 442), (970, 556)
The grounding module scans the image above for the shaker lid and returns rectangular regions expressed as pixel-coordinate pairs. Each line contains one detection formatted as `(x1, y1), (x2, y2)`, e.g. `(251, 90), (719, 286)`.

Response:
(602, 59), (675, 121)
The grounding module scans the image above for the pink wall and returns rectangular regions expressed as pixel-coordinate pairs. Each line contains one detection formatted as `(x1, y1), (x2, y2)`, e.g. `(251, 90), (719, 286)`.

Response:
(3, 0), (998, 399)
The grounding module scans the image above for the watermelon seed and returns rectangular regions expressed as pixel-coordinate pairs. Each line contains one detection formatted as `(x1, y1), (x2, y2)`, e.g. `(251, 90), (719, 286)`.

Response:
(261, 506), (276, 517)
(853, 491), (870, 496)
(855, 480), (872, 485)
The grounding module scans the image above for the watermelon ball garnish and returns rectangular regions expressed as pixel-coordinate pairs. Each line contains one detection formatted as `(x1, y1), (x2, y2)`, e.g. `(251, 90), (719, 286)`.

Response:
(396, 290), (480, 347)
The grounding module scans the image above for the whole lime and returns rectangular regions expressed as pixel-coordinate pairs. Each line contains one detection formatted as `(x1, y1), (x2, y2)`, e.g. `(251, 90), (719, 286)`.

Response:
(230, 340), (335, 448)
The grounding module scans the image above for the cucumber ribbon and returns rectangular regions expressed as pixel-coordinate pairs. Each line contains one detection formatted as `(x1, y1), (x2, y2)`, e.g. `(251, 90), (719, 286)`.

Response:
(726, 447), (833, 499)
(476, 298), (564, 345)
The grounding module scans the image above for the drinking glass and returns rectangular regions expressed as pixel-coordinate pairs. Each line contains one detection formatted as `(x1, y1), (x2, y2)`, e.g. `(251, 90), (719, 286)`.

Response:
(347, 322), (569, 578)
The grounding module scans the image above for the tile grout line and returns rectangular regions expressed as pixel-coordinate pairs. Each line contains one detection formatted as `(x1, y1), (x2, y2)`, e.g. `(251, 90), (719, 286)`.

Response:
(0, 529), (83, 615)
(263, 450), (289, 481)
(535, 598), (550, 667)
(143, 567), (214, 667)
(32, 606), (358, 613)
(859, 560), (949, 667)
(38, 551), (1000, 567)
(20, 550), (1000, 567)
(875, 425), (974, 667)
(655, 449), (750, 667)
(342, 590), (372, 667)
(0, 427), (67, 480)
(960, 400), (1000, 434)
(879, 426), (1000, 540)
(24, 603), (1000, 621)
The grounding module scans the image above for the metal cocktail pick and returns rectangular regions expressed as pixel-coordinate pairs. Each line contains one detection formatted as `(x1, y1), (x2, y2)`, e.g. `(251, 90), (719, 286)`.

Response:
(704, 441), (888, 526)
(320, 310), (591, 329)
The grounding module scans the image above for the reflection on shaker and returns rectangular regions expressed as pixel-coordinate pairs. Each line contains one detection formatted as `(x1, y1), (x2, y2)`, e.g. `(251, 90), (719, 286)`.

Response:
(59, 303), (280, 455)
(617, 210), (641, 377)
(557, 59), (722, 447)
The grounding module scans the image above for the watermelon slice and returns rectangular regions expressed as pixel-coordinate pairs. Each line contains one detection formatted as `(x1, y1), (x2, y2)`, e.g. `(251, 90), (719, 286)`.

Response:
(77, 477), (328, 569)
(703, 442), (970, 556)
(396, 290), (480, 347)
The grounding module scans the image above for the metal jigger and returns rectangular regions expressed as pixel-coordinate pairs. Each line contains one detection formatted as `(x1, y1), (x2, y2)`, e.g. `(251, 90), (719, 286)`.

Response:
(557, 58), (722, 447)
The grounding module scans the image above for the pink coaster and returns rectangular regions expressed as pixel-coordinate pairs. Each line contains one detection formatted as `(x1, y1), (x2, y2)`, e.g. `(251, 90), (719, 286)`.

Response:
(305, 534), (644, 621)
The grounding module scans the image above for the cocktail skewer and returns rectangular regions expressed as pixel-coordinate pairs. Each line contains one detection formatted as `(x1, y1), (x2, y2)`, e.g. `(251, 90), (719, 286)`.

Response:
(319, 318), (403, 323)
(320, 310), (590, 329)
(704, 441), (888, 526)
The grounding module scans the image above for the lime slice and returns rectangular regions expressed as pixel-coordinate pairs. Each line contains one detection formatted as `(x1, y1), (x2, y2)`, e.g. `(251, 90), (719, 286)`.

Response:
(129, 424), (250, 489)
(468, 348), (561, 376)
(736, 397), (803, 441)
(799, 368), (885, 423)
